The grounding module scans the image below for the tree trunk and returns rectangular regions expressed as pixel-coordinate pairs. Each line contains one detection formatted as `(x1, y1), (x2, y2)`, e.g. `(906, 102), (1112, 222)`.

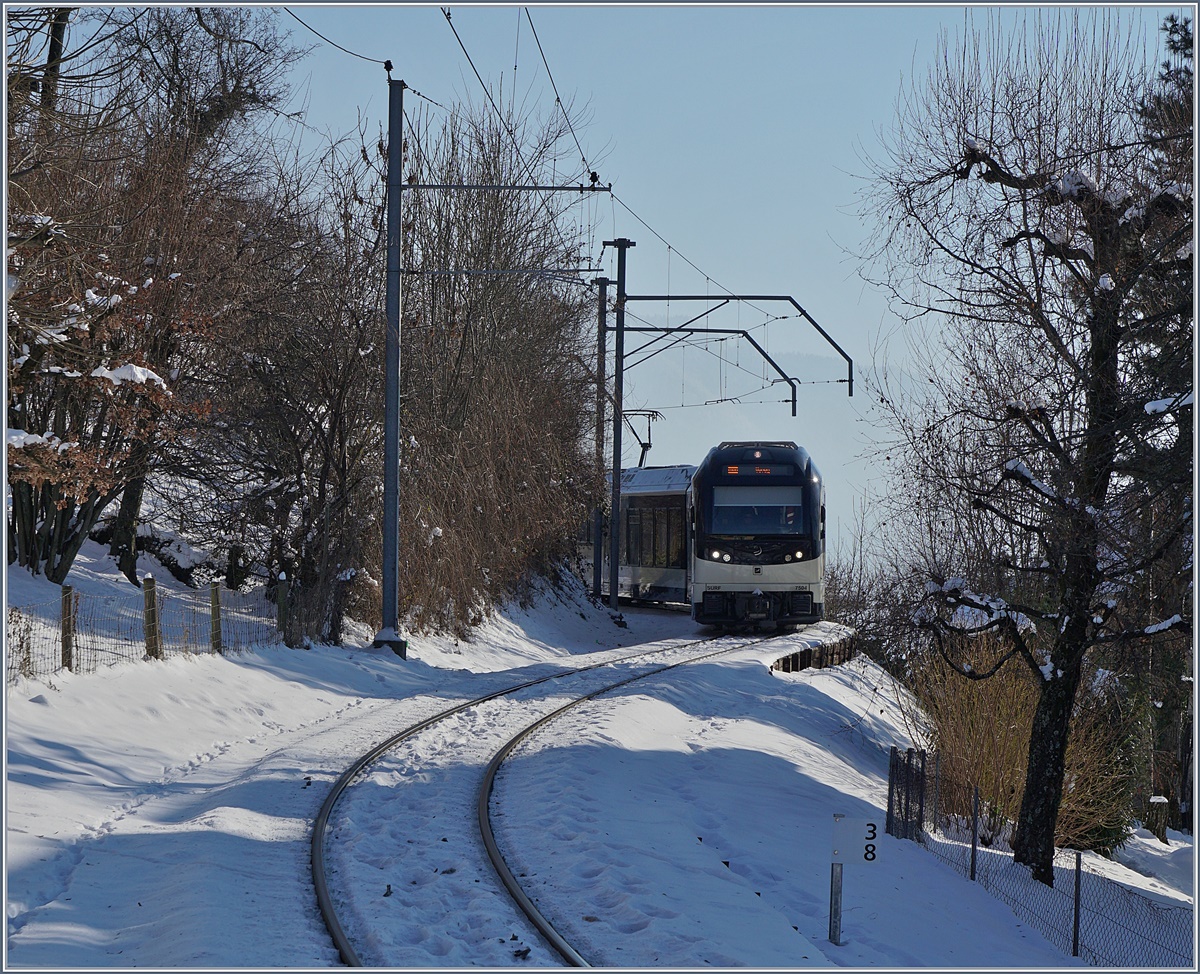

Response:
(9, 479), (123, 584)
(45, 489), (118, 584)
(9, 482), (41, 571)
(1011, 648), (1085, 885)
(1177, 710), (1194, 833)
(108, 475), (147, 585)
(39, 8), (71, 120)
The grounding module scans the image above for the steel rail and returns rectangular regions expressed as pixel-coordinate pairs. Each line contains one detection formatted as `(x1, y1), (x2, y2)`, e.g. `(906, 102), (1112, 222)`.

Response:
(477, 635), (776, 967)
(311, 635), (726, 965)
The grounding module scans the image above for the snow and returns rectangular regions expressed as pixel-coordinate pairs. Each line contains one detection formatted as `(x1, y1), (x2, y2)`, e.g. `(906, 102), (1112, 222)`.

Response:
(1003, 457), (1058, 500)
(83, 288), (121, 310)
(1056, 170), (1098, 197)
(89, 364), (168, 390)
(619, 464), (697, 493)
(1146, 392), (1195, 415)
(929, 576), (1036, 634)
(5, 543), (1194, 968)
(6, 429), (74, 453)
(1144, 614), (1183, 635)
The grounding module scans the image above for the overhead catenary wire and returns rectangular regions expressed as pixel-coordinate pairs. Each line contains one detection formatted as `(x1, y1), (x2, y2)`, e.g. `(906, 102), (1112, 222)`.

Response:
(440, 6), (593, 272)
(524, 7), (593, 180)
(618, 303), (840, 413)
(284, 8), (453, 129)
(608, 190), (772, 320)
(523, 6), (605, 269)
(286, 6), (787, 340)
(512, 6), (521, 92)
(283, 8), (388, 64)
(441, 8), (545, 184)
(283, 5), (751, 316)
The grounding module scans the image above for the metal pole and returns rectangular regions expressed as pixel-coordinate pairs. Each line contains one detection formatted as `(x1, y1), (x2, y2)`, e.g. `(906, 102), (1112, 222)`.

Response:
(593, 278), (609, 599)
(375, 77), (407, 657)
(885, 746), (897, 837)
(931, 752), (940, 835)
(902, 749), (914, 840)
(970, 785), (979, 882)
(916, 749), (927, 840)
(828, 861), (844, 945)
(605, 239), (634, 610)
(1073, 850), (1082, 956)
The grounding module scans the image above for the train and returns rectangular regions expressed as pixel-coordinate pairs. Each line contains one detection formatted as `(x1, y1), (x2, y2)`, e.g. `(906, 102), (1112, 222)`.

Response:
(586, 441), (825, 628)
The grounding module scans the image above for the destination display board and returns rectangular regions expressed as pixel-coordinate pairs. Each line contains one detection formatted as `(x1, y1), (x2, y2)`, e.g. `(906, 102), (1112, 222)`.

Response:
(724, 464), (796, 477)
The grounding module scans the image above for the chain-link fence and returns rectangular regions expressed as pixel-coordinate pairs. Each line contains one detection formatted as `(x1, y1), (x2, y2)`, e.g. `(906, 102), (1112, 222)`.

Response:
(887, 746), (1194, 968)
(7, 579), (283, 686)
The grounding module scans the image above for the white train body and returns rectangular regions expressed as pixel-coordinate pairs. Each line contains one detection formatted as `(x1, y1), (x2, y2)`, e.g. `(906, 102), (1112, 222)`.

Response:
(597, 464), (695, 603)
(588, 441), (825, 628)
(688, 442), (825, 627)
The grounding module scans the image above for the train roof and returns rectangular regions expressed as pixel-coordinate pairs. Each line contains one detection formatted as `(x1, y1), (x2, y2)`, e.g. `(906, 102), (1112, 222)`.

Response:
(717, 441), (799, 451)
(616, 464), (697, 494)
(697, 441), (820, 480)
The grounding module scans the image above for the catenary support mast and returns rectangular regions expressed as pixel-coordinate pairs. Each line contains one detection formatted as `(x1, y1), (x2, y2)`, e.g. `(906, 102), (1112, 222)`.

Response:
(375, 75), (407, 656)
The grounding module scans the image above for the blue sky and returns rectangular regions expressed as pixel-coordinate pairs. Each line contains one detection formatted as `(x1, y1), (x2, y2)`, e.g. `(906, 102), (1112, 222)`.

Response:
(279, 3), (1183, 545)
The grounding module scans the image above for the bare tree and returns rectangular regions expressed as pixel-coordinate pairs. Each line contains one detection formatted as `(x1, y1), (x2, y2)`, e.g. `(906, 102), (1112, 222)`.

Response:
(857, 10), (1192, 883)
(6, 7), (308, 583)
(395, 100), (596, 634)
(184, 93), (597, 644)
(183, 135), (389, 643)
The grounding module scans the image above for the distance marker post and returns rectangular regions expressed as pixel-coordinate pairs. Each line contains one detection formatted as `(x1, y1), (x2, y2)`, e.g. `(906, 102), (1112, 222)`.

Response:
(829, 813), (881, 946)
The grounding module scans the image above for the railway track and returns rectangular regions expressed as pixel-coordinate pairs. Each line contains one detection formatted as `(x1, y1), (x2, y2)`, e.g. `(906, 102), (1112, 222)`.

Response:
(310, 632), (776, 966)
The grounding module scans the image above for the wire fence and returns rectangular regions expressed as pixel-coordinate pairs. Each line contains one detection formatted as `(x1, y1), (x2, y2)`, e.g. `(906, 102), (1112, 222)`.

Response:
(6, 579), (284, 687)
(887, 747), (1194, 968)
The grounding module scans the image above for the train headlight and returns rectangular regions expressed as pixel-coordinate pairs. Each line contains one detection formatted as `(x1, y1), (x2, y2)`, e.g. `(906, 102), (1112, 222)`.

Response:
(710, 549), (722, 561)
(722, 552), (732, 563)
(795, 550), (804, 560)
(784, 554), (793, 562)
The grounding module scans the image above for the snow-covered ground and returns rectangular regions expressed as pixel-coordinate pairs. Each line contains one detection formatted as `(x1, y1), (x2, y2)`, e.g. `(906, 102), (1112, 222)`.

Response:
(5, 543), (1195, 967)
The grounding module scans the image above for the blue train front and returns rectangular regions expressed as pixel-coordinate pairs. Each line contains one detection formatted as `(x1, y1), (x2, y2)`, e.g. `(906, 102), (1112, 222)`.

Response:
(689, 441), (825, 627)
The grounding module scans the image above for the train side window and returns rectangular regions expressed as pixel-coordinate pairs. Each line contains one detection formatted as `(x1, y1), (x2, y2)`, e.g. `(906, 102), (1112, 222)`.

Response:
(626, 509), (641, 565)
(655, 508), (670, 568)
(640, 509), (655, 568)
(668, 508), (685, 568)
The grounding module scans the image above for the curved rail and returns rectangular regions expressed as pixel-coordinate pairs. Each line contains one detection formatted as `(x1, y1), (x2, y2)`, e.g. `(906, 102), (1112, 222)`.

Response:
(477, 638), (769, 967)
(311, 635), (726, 965)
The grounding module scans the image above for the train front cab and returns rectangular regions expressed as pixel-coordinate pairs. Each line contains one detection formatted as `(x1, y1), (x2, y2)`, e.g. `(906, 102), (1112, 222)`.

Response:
(689, 442), (825, 628)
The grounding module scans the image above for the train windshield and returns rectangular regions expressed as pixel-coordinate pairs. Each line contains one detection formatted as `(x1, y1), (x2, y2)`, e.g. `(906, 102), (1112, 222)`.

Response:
(709, 485), (806, 536)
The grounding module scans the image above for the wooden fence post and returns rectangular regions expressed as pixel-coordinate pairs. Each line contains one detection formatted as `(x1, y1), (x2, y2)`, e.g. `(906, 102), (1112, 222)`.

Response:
(210, 581), (223, 655)
(143, 575), (163, 660)
(61, 585), (75, 673)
